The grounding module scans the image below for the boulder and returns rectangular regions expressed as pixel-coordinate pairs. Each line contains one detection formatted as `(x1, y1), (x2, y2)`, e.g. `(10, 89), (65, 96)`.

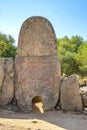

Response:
(60, 75), (82, 111)
(0, 58), (14, 105)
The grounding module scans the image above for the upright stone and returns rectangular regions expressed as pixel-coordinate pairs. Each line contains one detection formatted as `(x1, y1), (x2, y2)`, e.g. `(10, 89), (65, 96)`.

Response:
(15, 16), (61, 112)
(0, 58), (14, 105)
(17, 16), (57, 56)
(60, 75), (82, 111)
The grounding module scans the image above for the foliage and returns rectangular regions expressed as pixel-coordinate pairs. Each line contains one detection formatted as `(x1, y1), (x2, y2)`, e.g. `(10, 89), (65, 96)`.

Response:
(57, 35), (87, 77)
(0, 32), (17, 58)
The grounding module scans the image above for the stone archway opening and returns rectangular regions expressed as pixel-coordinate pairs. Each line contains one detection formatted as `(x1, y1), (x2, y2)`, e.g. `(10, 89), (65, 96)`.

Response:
(32, 96), (44, 113)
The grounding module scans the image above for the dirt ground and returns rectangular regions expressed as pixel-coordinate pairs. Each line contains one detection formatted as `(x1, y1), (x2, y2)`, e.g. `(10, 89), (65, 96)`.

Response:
(0, 103), (87, 130)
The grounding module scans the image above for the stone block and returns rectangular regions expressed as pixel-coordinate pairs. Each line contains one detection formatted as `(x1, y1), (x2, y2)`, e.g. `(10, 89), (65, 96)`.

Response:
(60, 75), (82, 111)
(15, 16), (61, 112)
(15, 56), (61, 112)
(0, 58), (14, 105)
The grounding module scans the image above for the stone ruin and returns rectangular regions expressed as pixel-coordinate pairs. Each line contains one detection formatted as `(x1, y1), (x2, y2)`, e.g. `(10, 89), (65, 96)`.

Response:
(0, 16), (84, 113)
(15, 16), (61, 112)
(0, 58), (14, 105)
(61, 75), (82, 111)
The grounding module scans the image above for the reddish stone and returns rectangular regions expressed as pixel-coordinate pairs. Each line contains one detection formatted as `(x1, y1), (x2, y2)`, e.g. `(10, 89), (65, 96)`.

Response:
(15, 16), (61, 112)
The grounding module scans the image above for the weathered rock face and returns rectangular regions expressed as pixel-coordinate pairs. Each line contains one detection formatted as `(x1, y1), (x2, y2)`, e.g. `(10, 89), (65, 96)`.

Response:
(15, 16), (61, 112)
(60, 75), (82, 111)
(80, 88), (87, 107)
(82, 93), (87, 107)
(0, 58), (14, 105)
(17, 16), (57, 56)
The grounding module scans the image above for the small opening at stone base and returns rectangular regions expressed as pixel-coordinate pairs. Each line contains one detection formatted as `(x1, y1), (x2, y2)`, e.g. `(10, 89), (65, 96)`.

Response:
(32, 96), (44, 113)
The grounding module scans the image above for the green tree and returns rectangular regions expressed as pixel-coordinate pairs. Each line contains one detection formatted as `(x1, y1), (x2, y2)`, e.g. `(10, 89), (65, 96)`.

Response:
(75, 43), (87, 77)
(57, 35), (87, 77)
(0, 32), (17, 58)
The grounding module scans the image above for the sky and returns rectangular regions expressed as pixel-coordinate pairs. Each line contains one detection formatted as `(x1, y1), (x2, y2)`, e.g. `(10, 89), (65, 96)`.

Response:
(0, 0), (87, 46)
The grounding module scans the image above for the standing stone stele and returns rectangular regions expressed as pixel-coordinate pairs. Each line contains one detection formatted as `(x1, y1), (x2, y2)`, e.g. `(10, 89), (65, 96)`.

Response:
(60, 75), (82, 111)
(15, 16), (61, 112)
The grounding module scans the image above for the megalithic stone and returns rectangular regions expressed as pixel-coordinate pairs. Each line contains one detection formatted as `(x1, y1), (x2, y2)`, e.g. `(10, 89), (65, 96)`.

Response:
(15, 16), (61, 112)
(60, 75), (82, 111)
(0, 58), (14, 105)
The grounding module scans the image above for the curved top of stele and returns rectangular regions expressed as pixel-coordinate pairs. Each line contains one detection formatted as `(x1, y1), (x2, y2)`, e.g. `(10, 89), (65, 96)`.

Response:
(17, 16), (57, 56)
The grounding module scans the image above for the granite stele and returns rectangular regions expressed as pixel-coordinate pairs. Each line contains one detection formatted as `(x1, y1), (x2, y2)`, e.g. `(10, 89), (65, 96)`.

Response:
(15, 16), (61, 112)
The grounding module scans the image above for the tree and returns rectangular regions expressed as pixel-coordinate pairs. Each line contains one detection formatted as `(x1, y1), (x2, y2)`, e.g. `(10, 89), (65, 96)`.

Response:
(0, 32), (17, 58)
(57, 35), (87, 77)
(75, 43), (87, 77)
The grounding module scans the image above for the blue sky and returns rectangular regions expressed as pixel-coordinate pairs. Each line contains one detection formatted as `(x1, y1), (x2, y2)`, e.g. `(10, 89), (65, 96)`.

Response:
(0, 0), (87, 45)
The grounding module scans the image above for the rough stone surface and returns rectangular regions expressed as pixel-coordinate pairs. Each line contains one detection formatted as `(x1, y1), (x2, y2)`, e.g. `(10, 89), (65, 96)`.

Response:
(60, 75), (82, 111)
(17, 16), (57, 56)
(0, 58), (14, 105)
(80, 88), (87, 107)
(15, 56), (61, 112)
(15, 16), (61, 112)
(82, 94), (87, 107)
